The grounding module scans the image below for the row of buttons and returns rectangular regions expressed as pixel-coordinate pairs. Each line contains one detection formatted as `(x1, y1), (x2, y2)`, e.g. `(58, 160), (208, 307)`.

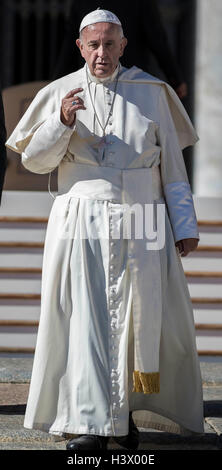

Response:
(108, 205), (121, 421)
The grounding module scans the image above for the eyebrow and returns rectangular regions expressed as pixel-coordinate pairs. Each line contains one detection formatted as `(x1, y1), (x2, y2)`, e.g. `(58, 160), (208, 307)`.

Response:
(87, 40), (114, 45)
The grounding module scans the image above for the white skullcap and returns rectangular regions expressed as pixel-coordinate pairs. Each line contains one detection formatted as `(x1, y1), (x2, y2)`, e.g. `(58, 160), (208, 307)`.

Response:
(79, 8), (122, 33)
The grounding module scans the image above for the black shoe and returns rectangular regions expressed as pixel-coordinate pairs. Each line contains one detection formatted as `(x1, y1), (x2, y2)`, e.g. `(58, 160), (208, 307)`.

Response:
(66, 434), (109, 450)
(112, 411), (140, 449)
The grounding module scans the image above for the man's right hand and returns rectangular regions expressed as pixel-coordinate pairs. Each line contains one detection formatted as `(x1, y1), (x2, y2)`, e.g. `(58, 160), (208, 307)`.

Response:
(60, 88), (86, 127)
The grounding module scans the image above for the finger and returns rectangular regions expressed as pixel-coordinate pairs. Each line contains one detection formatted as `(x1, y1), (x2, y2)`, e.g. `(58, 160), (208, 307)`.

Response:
(62, 99), (86, 114)
(176, 243), (183, 257)
(63, 96), (85, 109)
(64, 88), (84, 99)
(181, 240), (190, 257)
(67, 102), (86, 114)
(70, 103), (86, 112)
(179, 241), (186, 256)
(181, 250), (187, 257)
(69, 96), (84, 106)
(181, 242), (190, 257)
(176, 241), (183, 254)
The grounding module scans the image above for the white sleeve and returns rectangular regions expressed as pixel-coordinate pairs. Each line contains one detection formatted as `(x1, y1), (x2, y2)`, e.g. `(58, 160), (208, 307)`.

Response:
(21, 109), (76, 174)
(156, 86), (199, 243)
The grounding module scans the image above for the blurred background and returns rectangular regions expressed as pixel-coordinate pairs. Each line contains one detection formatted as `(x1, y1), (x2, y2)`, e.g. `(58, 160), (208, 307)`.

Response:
(0, 0), (201, 191)
(0, 0), (221, 357)
(0, 0), (222, 196)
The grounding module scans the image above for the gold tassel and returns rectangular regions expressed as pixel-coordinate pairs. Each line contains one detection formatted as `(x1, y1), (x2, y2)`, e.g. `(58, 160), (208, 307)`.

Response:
(132, 370), (160, 394)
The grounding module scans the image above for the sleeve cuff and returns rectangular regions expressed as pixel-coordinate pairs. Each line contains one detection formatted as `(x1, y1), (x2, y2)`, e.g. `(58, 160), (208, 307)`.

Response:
(164, 181), (200, 242)
(57, 108), (76, 131)
(55, 108), (76, 133)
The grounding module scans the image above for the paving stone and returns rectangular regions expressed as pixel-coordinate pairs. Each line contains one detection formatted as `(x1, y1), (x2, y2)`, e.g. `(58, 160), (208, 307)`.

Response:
(0, 382), (221, 416)
(0, 356), (33, 383)
(0, 412), (221, 450)
(203, 385), (222, 399)
(0, 383), (29, 405)
(0, 355), (222, 385)
(0, 441), (67, 450)
(0, 355), (221, 450)
(200, 360), (222, 386)
(205, 418), (222, 436)
(0, 414), (55, 442)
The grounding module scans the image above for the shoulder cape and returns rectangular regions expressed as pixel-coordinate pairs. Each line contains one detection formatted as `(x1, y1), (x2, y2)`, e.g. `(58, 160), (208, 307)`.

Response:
(118, 66), (199, 150)
(5, 65), (199, 154)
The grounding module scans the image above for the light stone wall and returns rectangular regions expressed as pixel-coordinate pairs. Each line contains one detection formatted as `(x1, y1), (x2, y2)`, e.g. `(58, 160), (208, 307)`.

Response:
(193, 0), (222, 196)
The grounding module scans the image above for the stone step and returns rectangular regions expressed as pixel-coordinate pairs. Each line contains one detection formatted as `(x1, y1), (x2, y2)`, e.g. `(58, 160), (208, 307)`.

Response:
(0, 355), (222, 385)
(0, 360), (221, 450)
(0, 412), (220, 450)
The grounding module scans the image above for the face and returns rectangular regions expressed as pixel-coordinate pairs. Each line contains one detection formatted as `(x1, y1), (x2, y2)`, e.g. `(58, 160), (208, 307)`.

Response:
(76, 22), (127, 78)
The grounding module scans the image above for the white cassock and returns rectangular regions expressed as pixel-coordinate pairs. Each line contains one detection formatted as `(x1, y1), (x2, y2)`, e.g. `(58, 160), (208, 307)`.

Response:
(6, 62), (204, 438)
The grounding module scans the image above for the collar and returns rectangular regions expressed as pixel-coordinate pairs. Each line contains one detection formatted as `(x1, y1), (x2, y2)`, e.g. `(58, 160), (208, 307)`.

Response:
(85, 62), (122, 84)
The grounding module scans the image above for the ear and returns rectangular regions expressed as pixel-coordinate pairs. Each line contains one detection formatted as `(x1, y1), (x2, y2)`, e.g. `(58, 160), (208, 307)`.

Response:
(76, 39), (84, 57)
(120, 37), (128, 57)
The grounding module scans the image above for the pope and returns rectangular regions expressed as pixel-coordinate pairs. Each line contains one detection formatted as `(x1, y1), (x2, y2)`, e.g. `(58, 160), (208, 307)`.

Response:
(5, 9), (204, 450)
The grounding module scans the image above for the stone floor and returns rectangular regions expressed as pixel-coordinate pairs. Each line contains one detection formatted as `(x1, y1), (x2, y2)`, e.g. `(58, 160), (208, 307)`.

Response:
(0, 354), (221, 450)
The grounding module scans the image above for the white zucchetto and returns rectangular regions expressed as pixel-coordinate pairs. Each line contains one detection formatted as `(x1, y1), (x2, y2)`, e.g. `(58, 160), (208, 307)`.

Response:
(79, 8), (122, 33)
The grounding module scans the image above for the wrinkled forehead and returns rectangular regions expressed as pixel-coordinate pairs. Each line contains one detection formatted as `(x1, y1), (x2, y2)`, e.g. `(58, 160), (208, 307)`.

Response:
(81, 22), (122, 40)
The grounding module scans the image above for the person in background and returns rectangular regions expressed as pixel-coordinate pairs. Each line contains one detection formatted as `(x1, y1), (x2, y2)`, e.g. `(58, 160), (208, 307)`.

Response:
(53, 0), (187, 99)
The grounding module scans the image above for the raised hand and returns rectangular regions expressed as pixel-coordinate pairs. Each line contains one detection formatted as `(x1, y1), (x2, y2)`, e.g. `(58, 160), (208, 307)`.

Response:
(60, 88), (86, 127)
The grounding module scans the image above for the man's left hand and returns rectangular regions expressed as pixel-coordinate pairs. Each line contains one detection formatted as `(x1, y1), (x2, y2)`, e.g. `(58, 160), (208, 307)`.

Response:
(175, 238), (199, 257)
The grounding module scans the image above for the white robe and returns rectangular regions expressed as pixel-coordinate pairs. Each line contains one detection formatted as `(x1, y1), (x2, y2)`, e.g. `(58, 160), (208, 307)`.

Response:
(5, 63), (204, 438)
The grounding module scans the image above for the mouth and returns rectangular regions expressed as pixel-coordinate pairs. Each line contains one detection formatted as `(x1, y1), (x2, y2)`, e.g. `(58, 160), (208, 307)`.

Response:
(96, 63), (109, 67)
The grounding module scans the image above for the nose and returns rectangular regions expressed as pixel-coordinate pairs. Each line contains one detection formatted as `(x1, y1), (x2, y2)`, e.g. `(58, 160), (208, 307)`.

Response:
(97, 44), (106, 58)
